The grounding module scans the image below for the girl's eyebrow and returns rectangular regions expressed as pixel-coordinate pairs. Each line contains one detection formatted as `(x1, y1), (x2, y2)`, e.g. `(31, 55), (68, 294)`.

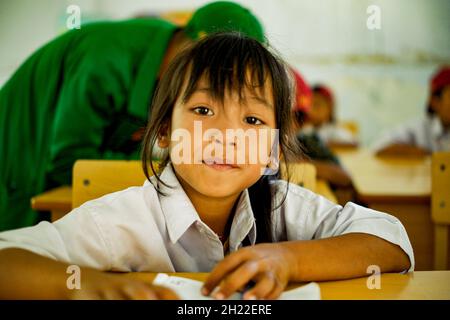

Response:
(190, 87), (273, 110)
(185, 87), (213, 100)
(193, 87), (211, 93)
(249, 96), (273, 109)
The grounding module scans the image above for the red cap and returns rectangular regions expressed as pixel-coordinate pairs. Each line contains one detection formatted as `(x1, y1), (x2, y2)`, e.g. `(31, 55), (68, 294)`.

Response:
(313, 84), (334, 106)
(431, 66), (450, 94)
(291, 68), (312, 113)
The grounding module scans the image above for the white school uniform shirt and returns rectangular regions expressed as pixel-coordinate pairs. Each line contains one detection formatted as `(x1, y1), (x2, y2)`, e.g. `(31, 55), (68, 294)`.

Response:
(372, 115), (450, 153)
(317, 124), (357, 145)
(0, 164), (415, 272)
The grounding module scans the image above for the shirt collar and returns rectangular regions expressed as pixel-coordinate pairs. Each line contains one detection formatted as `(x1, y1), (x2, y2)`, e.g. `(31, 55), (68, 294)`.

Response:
(229, 189), (257, 250)
(148, 164), (200, 244)
(429, 115), (445, 138)
(146, 164), (257, 247)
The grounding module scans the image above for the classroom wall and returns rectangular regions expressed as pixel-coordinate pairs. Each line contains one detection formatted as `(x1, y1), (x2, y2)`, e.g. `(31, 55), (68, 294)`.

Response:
(1, 0), (449, 146)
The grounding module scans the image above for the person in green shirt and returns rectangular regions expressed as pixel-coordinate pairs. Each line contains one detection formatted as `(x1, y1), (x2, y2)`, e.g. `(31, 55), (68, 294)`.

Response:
(0, 1), (265, 231)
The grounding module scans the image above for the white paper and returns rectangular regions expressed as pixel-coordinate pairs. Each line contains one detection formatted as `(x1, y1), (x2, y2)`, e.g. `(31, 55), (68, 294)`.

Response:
(153, 273), (321, 300)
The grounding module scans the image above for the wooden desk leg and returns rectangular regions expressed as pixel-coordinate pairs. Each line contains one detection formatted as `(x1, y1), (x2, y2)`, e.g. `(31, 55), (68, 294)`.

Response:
(434, 225), (449, 270)
(51, 210), (70, 222)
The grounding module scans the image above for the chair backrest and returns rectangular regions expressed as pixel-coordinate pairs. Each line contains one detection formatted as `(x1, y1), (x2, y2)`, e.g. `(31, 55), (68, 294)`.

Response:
(72, 160), (157, 209)
(432, 152), (450, 225)
(72, 160), (317, 209)
(431, 152), (450, 270)
(279, 162), (317, 191)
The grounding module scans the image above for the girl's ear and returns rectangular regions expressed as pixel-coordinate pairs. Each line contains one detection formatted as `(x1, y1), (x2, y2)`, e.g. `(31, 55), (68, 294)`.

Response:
(157, 123), (170, 148)
(264, 142), (281, 174)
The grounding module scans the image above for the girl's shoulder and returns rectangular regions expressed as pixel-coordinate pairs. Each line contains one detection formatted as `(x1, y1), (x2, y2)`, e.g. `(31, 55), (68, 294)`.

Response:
(74, 181), (161, 220)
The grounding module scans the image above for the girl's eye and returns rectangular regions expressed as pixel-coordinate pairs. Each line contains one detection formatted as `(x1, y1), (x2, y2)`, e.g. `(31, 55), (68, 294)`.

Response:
(245, 116), (263, 125)
(193, 106), (214, 116)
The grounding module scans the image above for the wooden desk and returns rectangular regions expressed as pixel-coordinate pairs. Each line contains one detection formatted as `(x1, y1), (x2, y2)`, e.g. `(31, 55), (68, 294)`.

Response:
(336, 149), (436, 270)
(126, 271), (450, 300)
(337, 149), (431, 203)
(31, 180), (338, 222)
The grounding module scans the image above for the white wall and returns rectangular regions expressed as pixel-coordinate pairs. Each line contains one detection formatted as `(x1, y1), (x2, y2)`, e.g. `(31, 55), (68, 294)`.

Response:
(1, 0), (449, 145)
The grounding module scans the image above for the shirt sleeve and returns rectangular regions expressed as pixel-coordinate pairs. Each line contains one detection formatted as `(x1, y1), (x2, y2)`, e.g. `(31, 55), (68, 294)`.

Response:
(319, 125), (357, 145)
(278, 183), (415, 272)
(371, 120), (420, 152)
(0, 203), (113, 270)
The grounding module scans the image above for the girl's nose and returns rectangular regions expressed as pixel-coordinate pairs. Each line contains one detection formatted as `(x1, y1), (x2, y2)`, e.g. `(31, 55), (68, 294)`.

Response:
(209, 133), (237, 147)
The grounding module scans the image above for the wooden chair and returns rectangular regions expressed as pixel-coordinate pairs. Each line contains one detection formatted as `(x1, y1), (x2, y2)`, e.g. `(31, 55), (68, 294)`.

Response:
(279, 162), (317, 191)
(72, 160), (159, 209)
(73, 160), (317, 209)
(431, 152), (450, 270)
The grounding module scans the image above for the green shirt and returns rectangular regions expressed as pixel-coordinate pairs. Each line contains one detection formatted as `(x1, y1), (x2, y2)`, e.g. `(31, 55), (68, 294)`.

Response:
(0, 18), (176, 231)
(297, 132), (340, 165)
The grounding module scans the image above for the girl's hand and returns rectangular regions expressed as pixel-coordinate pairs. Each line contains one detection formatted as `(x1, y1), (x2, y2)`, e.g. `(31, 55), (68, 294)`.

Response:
(68, 270), (179, 300)
(202, 243), (297, 300)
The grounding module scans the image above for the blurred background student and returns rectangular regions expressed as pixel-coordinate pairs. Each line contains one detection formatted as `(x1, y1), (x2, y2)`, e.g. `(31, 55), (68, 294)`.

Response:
(291, 69), (353, 189)
(373, 66), (450, 156)
(306, 84), (358, 148)
(0, 1), (265, 231)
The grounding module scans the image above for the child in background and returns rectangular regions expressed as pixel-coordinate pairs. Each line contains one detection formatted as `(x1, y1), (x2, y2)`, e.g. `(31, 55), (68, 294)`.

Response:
(305, 84), (358, 147)
(0, 33), (412, 300)
(373, 66), (450, 156)
(291, 70), (352, 188)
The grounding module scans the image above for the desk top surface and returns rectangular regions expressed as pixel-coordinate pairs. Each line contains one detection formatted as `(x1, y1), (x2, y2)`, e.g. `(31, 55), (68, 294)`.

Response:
(126, 271), (450, 300)
(336, 149), (431, 203)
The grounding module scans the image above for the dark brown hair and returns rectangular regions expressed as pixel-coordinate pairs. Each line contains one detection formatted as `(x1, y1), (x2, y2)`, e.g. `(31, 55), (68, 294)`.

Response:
(427, 87), (444, 115)
(141, 32), (303, 243)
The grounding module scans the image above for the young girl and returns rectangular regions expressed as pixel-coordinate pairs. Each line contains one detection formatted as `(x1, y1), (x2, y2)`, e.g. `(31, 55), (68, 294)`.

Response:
(0, 33), (413, 300)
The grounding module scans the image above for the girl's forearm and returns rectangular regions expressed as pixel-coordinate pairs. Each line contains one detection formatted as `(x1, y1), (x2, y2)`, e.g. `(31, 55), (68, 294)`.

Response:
(0, 248), (81, 299)
(376, 144), (428, 157)
(312, 161), (352, 187)
(281, 233), (411, 282)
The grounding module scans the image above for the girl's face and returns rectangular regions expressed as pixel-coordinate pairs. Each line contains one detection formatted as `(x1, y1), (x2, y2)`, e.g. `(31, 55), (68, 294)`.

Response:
(162, 76), (277, 199)
(433, 85), (450, 127)
(309, 92), (332, 126)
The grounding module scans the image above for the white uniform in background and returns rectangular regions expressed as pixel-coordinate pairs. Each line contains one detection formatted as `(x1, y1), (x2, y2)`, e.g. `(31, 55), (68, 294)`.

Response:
(317, 124), (357, 145)
(0, 164), (414, 273)
(372, 115), (450, 153)
(301, 124), (357, 145)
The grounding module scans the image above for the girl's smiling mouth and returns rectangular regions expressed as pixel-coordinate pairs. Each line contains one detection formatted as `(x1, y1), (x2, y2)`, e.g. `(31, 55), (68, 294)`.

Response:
(202, 157), (240, 171)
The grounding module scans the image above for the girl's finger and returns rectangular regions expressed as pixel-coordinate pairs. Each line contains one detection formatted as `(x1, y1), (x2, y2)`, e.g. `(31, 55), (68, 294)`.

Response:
(265, 279), (285, 300)
(203, 249), (252, 295)
(214, 261), (261, 299)
(243, 273), (276, 300)
(152, 285), (180, 300)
